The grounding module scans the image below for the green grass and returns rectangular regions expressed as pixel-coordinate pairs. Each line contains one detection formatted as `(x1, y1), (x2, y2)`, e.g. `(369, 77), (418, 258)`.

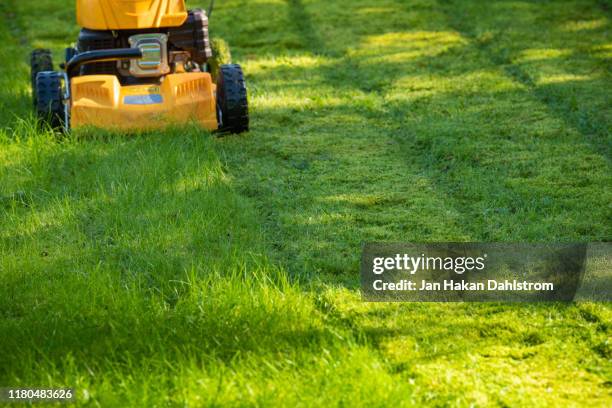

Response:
(0, 0), (611, 406)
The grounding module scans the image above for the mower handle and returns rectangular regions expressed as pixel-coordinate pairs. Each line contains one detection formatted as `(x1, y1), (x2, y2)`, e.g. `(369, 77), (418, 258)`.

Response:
(66, 48), (143, 77)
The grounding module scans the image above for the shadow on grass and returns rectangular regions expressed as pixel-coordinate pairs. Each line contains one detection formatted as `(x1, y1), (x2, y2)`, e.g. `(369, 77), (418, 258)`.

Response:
(215, 0), (610, 284)
(439, 0), (611, 160)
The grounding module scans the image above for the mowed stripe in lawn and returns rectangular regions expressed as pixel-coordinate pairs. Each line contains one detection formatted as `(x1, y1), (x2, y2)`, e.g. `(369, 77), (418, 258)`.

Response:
(211, 0), (611, 405)
(442, 0), (611, 159)
(215, 0), (610, 277)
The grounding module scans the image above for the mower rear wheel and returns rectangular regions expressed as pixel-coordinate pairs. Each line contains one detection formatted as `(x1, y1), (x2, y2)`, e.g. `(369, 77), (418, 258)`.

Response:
(35, 71), (65, 130)
(217, 64), (249, 134)
(30, 49), (53, 105)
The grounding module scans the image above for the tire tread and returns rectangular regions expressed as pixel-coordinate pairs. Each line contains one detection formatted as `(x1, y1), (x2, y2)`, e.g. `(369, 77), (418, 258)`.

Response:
(217, 64), (249, 133)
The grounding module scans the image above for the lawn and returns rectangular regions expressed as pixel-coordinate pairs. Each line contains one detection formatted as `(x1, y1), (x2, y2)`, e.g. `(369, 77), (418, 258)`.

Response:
(0, 0), (610, 406)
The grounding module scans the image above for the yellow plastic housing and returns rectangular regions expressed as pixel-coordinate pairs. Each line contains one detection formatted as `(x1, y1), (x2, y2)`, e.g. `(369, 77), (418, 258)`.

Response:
(70, 73), (218, 131)
(77, 0), (188, 30)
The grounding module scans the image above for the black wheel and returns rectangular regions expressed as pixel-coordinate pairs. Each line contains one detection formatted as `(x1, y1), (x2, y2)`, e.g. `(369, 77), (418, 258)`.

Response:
(30, 49), (53, 105)
(35, 71), (65, 130)
(217, 64), (248, 134)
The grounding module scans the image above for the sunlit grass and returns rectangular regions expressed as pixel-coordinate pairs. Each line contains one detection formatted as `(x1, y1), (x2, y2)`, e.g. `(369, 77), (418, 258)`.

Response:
(516, 48), (572, 62)
(0, 0), (610, 406)
(562, 18), (607, 32)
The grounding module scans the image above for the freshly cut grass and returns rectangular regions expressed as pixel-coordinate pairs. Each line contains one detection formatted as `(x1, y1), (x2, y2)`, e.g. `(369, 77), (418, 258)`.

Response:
(0, 0), (610, 406)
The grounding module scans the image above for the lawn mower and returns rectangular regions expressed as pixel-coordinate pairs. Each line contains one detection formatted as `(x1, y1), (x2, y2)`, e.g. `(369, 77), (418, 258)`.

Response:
(30, 0), (248, 133)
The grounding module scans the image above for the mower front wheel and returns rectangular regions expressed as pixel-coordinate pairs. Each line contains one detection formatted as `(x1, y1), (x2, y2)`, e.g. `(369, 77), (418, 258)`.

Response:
(35, 71), (66, 130)
(217, 64), (249, 134)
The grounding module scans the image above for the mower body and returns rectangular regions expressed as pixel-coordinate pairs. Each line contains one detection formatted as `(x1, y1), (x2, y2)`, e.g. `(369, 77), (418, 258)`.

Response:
(71, 73), (217, 130)
(77, 0), (188, 30)
(31, 0), (249, 133)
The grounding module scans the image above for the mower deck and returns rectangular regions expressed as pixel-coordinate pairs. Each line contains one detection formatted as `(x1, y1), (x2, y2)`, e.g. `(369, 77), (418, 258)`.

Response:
(70, 73), (218, 131)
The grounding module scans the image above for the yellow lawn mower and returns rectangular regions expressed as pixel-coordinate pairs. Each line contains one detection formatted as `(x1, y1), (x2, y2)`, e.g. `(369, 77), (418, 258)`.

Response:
(30, 0), (248, 133)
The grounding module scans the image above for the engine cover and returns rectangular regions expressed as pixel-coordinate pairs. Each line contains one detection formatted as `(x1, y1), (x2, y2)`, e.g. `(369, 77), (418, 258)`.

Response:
(77, 0), (188, 30)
